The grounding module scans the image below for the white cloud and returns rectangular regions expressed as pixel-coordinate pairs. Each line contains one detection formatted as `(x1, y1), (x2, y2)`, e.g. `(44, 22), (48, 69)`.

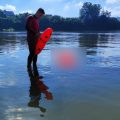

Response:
(75, 1), (83, 7)
(104, 6), (120, 17)
(61, 1), (83, 17)
(34, 0), (83, 17)
(38, 0), (63, 2)
(64, 4), (70, 11)
(106, 0), (120, 4)
(105, 0), (120, 17)
(63, 1), (83, 11)
(19, 10), (33, 14)
(0, 4), (16, 11)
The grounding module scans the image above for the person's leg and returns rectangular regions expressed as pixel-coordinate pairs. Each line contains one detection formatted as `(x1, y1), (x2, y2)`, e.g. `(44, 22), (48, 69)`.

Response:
(27, 44), (35, 69)
(27, 52), (34, 69)
(33, 55), (38, 74)
(33, 56), (39, 77)
(33, 55), (44, 79)
(27, 42), (35, 68)
(33, 55), (38, 67)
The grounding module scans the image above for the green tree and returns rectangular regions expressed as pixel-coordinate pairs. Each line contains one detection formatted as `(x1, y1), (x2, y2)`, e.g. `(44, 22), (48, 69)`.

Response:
(101, 10), (111, 18)
(80, 2), (101, 23)
(0, 10), (6, 18)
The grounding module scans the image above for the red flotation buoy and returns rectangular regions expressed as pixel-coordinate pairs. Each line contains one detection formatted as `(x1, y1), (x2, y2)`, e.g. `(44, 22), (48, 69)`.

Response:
(35, 28), (53, 55)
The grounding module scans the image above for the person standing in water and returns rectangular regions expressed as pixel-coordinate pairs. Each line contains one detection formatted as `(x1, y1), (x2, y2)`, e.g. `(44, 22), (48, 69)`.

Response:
(26, 8), (45, 71)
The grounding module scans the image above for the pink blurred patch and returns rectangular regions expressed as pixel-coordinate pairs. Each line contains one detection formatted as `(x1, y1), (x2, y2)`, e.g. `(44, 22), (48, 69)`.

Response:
(55, 50), (77, 69)
(51, 48), (84, 70)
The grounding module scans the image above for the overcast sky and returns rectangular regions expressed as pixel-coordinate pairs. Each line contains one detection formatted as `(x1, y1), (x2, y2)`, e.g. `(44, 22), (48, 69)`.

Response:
(0, 0), (120, 17)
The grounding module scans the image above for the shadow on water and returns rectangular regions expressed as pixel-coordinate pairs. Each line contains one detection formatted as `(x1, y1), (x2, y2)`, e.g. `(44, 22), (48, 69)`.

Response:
(27, 67), (53, 117)
(78, 33), (116, 55)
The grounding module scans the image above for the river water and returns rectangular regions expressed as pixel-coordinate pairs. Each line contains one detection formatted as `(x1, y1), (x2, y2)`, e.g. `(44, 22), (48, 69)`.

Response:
(0, 31), (120, 120)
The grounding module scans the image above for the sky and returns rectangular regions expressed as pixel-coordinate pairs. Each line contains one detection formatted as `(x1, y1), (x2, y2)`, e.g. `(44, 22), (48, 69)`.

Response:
(0, 0), (120, 17)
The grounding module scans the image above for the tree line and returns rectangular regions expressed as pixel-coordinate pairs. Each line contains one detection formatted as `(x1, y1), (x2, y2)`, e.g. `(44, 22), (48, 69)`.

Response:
(0, 2), (120, 31)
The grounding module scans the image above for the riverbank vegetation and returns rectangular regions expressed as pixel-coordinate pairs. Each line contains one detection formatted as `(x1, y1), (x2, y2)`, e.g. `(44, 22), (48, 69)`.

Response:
(0, 2), (120, 31)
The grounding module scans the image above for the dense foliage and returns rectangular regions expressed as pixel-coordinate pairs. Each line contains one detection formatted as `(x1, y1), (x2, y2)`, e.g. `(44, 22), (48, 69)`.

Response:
(0, 2), (120, 31)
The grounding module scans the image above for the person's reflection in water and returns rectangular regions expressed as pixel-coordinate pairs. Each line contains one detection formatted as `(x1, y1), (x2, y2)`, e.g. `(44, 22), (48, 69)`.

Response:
(27, 66), (53, 117)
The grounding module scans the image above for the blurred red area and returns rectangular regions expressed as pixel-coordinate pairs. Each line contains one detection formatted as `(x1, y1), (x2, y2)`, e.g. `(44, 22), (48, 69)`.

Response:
(51, 48), (83, 70)
(55, 51), (77, 69)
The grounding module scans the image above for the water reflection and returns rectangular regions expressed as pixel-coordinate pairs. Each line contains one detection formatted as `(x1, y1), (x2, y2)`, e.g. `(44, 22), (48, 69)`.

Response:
(0, 32), (120, 68)
(0, 32), (26, 53)
(27, 67), (53, 117)
(78, 33), (116, 56)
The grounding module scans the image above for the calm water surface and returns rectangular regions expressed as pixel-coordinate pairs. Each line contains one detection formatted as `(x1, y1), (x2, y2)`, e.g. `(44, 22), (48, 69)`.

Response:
(0, 31), (120, 120)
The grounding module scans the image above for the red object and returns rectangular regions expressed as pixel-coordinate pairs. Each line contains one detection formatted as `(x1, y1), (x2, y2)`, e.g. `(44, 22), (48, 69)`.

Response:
(35, 28), (53, 55)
